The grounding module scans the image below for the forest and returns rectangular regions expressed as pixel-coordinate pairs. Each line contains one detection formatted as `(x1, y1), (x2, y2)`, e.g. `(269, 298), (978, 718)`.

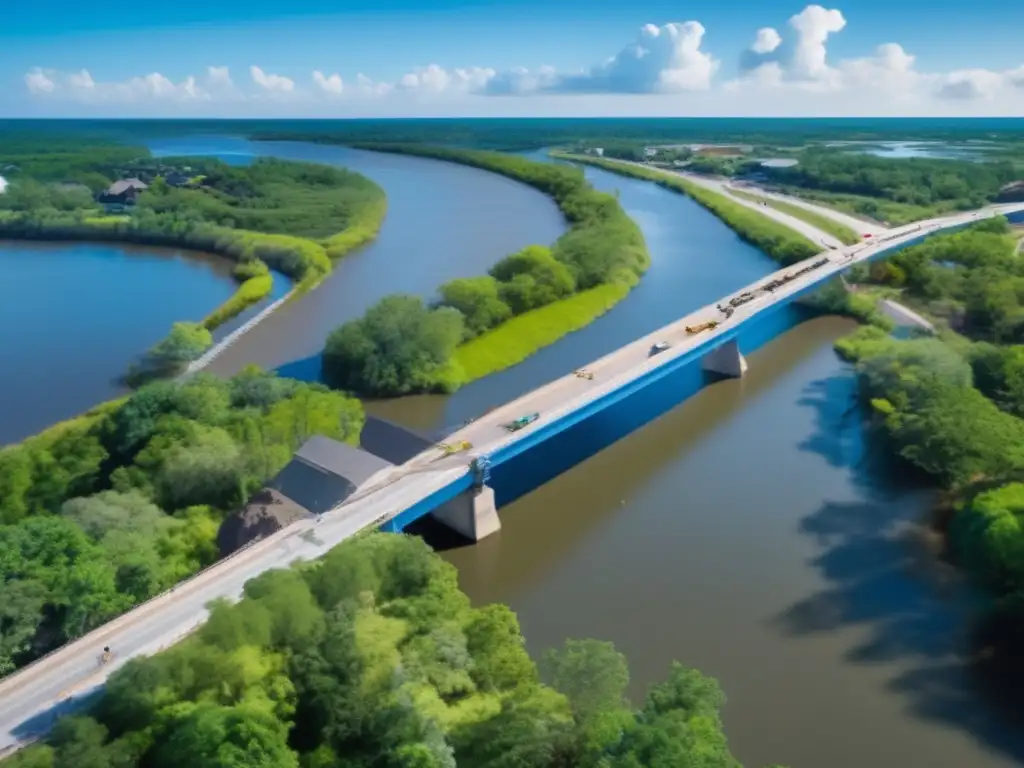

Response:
(760, 149), (1020, 224)
(833, 218), (1024, 658)
(0, 368), (364, 676)
(320, 146), (649, 396)
(3, 533), (766, 768)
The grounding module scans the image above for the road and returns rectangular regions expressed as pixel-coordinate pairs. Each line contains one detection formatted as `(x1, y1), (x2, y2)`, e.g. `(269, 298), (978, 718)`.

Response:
(618, 160), (847, 250)
(3, 200), (1024, 756)
(722, 180), (890, 236)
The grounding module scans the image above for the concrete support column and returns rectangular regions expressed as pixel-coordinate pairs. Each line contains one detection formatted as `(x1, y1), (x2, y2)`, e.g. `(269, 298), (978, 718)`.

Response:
(702, 339), (748, 378)
(431, 485), (501, 542)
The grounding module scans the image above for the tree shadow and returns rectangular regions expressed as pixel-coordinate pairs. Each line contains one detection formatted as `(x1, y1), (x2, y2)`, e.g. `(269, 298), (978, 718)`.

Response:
(274, 353), (323, 384)
(776, 376), (1024, 763)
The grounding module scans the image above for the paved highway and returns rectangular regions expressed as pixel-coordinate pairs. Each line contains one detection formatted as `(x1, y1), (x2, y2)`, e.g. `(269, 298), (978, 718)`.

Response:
(2, 200), (1023, 756)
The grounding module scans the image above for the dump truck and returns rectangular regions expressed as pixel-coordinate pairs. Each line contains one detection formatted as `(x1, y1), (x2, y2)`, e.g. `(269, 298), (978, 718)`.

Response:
(503, 412), (539, 432)
(685, 321), (719, 335)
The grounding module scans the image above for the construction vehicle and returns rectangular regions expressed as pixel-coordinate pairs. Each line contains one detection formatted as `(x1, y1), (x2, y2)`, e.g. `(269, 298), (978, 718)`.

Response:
(649, 341), (670, 357)
(503, 412), (539, 432)
(574, 368), (594, 380)
(439, 440), (472, 456)
(685, 321), (719, 335)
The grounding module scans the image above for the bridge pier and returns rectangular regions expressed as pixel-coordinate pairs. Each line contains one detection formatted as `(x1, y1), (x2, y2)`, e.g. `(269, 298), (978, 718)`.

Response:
(702, 340), (748, 378)
(431, 485), (501, 542)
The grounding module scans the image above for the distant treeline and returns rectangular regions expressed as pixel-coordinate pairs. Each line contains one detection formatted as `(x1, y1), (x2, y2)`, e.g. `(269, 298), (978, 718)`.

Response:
(247, 118), (1024, 150)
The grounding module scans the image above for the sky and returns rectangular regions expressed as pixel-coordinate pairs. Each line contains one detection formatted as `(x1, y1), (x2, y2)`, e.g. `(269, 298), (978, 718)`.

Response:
(4, 0), (1024, 118)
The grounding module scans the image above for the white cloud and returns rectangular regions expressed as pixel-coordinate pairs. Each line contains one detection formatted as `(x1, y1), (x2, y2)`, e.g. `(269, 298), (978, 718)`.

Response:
(313, 70), (344, 95)
(207, 66), (233, 89)
(750, 28), (782, 56)
(24, 68), (55, 94)
(18, 6), (1024, 117)
(553, 21), (718, 93)
(250, 65), (294, 92)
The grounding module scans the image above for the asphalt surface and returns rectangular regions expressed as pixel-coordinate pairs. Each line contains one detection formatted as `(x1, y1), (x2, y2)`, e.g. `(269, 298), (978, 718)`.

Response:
(3, 200), (1023, 756)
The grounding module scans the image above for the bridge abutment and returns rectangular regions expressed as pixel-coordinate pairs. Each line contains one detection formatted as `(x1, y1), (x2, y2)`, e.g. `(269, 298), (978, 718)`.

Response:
(702, 340), (748, 378)
(431, 485), (501, 542)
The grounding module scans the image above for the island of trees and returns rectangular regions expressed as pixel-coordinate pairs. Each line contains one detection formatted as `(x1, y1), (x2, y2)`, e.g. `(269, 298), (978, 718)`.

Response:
(0, 136), (386, 377)
(317, 145), (650, 396)
(3, 532), (775, 768)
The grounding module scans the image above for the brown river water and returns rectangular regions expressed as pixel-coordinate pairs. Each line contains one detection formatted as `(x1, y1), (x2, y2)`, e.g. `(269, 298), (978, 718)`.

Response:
(8, 137), (1023, 766)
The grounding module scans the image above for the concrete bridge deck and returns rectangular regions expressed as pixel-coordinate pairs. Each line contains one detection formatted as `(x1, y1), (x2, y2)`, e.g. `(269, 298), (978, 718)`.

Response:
(2, 200), (1024, 754)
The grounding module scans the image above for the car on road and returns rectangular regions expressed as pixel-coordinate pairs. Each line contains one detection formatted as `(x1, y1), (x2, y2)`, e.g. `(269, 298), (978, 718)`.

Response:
(649, 341), (670, 356)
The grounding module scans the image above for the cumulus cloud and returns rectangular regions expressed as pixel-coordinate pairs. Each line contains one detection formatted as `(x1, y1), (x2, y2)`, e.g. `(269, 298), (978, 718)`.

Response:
(19, 6), (1024, 116)
(554, 22), (718, 93)
(24, 68), (55, 94)
(313, 70), (344, 95)
(250, 66), (294, 92)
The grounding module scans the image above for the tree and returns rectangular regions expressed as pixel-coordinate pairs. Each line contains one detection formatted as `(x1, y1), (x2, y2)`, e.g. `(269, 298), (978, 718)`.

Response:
(321, 295), (464, 396)
(141, 322), (213, 374)
(542, 639), (633, 755)
(436, 276), (511, 337)
(151, 703), (299, 768)
(60, 490), (170, 542)
(490, 245), (575, 313)
(157, 426), (245, 511)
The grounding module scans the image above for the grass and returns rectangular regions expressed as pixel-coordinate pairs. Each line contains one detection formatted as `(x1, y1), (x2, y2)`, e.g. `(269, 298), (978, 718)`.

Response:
(453, 282), (630, 383)
(778, 187), (957, 227)
(726, 188), (861, 245)
(201, 273), (274, 329)
(555, 154), (820, 266)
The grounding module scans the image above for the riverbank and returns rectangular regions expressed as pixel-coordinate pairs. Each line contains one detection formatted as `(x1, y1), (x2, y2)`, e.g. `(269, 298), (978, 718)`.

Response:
(551, 153), (821, 265)
(315, 144), (649, 395)
(0, 153), (387, 379)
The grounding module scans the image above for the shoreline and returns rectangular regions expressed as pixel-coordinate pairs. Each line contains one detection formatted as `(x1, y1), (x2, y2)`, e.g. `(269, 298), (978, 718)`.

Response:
(0, 177), (386, 379)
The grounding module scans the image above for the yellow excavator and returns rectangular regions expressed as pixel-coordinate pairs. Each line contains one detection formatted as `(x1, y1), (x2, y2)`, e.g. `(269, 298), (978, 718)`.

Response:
(686, 320), (719, 335)
(439, 440), (472, 456)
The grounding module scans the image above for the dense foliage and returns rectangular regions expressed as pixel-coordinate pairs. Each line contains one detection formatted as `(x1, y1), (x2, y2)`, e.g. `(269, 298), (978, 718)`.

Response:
(0, 368), (364, 675)
(5, 533), (754, 768)
(835, 220), (1024, 636)
(559, 154), (820, 266)
(763, 149), (1020, 224)
(846, 217), (1024, 343)
(322, 146), (649, 395)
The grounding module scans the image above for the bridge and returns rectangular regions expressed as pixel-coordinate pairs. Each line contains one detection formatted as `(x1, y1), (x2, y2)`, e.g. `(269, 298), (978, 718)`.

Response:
(2, 201), (1023, 755)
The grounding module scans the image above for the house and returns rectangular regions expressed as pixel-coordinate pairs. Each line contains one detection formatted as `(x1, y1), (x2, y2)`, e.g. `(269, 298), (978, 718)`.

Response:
(644, 147), (658, 158)
(97, 178), (148, 211)
(0, 176), (7, 195)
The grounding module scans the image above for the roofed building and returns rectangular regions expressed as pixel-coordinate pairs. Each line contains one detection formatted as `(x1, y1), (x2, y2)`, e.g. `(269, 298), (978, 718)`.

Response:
(98, 178), (148, 211)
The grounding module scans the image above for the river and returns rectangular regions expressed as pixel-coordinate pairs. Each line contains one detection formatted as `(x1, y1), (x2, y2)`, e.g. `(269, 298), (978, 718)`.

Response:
(8, 136), (1022, 765)
(0, 241), (244, 444)
(387, 161), (1020, 768)
(147, 136), (568, 381)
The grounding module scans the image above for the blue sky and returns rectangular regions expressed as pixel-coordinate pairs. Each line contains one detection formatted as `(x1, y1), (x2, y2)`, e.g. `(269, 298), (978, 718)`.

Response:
(4, 0), (1024, 117)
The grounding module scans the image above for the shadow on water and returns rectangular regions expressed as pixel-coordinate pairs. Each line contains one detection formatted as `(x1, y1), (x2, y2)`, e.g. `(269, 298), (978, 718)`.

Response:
(777, 370), (1024, 764)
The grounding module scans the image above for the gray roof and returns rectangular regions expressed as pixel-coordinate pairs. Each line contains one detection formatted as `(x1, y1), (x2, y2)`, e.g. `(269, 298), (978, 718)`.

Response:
(359, 416), (434, 465)
(107, 178), (148, 195)
(295, 435), (394, 488)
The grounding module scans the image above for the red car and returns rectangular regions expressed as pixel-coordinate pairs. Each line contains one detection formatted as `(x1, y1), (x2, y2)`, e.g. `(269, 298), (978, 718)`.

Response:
(863, 233), (873, 239)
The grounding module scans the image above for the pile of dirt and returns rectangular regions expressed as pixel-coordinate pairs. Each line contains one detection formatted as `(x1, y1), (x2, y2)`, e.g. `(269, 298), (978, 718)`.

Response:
(217, 488), (309, 556)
